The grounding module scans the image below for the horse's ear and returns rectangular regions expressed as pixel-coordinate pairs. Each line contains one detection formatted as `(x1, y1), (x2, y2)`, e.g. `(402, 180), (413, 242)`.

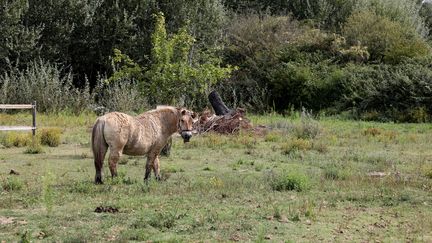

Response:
(181, 110), (187, 115)
(191, 112), (197, 119)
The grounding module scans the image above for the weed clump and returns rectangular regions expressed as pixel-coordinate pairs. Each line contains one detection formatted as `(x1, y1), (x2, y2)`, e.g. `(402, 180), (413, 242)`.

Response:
(40, 128), (62, 147)
(363, 127), (382, 136)
(292, 109), (322, 139)
(2, 177), (24, 191)
(24, 138), (44, 154)
(264, 131), (282, 142)
(270, 171), (310, 192)
(1, 132), (31, 148)
(323, 163), (349, 180)
(281, 138), (312, 155)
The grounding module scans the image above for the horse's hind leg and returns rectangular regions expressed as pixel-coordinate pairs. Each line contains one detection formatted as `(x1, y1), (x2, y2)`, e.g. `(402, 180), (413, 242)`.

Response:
(94, 145), (108, 184)
(108, 149), (122, 178)
(153, 156), (161, 181)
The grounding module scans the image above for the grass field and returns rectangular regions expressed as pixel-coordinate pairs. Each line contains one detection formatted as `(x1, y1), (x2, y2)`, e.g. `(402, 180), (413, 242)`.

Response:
(0, 112), (432, 242)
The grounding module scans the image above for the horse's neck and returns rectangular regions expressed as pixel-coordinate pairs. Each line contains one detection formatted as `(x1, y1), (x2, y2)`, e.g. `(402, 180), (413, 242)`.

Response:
(160, 110), (179, 135)
(138, 109), (178, 135)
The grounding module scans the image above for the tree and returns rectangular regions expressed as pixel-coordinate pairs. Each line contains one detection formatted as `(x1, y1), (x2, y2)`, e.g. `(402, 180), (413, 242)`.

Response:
(0, 0), (41, 73)
(109, 12), (234, 109)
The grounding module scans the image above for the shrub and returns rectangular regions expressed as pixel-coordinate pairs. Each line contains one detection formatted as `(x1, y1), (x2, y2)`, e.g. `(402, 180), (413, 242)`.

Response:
(0, 60), (92, 114)
(222, 14), (303, 112)
(336, 62), (432, 122)
(94, 78), (149, 113)
(270, 171), (310, 192)
(343, 11), (429, 63)
(40, 128), (62, 147)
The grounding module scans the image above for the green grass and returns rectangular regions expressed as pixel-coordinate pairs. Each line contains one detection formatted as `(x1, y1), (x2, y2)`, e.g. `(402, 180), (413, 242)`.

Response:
(0, 112), (431, 241)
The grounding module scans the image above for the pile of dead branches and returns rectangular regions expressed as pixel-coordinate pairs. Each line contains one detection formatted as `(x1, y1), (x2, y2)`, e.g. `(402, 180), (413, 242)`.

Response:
(194, 108), (253, 134)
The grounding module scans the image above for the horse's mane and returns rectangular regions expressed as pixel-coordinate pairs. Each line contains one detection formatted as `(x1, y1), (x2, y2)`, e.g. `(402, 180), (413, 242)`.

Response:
(135, 106), (178, 120)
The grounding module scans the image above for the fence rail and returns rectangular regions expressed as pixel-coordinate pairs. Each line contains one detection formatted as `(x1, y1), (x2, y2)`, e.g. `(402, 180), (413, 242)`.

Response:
(0, 101), (37, 136)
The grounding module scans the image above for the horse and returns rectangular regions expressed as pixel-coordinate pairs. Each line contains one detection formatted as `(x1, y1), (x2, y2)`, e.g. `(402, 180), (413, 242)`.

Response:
(91, 106), (196, 184)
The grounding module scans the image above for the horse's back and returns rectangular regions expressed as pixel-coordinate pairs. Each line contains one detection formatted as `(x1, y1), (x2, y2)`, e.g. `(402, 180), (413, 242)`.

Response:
(98, 112), (138, 149)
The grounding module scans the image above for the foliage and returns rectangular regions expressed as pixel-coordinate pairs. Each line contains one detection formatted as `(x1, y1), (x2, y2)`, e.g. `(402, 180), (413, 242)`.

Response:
(0, 0), (41, 72)
(110, 12), (233, 108)
(94, 77), (148, 112)
(0, 0), (432, 121)
(335, 61), (432, 122)
(222, 14), (301, 111)
(0, 60), (92, 113)
(343, 10), (429, 63)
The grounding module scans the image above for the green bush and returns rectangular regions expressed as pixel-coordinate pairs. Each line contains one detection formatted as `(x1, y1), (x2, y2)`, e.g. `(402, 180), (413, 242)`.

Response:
(336, 62), (432, 122)
(343, 11), (429, 63)
(222, 14), (302, 111)
(270, 171), (311, 192)
(40, 128), (62, 147)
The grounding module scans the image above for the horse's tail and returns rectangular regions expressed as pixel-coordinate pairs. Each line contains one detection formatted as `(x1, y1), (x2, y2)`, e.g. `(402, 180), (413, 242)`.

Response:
(92, 118), (108, 184)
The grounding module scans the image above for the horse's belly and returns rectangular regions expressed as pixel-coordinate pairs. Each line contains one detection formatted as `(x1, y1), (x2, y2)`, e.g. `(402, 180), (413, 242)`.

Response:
(123, 143), (149, 156)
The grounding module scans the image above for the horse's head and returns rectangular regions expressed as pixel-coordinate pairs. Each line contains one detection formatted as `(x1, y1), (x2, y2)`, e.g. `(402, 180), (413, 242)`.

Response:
(177, 108), (196, 143)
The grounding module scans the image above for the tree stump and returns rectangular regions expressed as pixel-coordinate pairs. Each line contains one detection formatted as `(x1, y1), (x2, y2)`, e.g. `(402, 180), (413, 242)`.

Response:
(208, 90), (230, 115)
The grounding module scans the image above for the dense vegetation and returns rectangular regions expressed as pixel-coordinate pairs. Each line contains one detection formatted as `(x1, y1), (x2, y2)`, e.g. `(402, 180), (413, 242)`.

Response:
(1, 0), (432, 121)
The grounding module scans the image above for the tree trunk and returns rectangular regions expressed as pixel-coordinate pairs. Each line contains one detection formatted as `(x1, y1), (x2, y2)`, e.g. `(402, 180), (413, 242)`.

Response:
(208, 90), (230, 115)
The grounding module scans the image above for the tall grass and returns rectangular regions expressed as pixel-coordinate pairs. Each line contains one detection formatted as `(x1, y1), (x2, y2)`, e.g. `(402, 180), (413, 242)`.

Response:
(0, 60), (92, 114)
(93, 78), (149, 113)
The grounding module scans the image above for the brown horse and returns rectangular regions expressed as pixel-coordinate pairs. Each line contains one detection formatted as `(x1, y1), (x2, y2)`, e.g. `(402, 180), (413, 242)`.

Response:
(91, 106), (195, 184)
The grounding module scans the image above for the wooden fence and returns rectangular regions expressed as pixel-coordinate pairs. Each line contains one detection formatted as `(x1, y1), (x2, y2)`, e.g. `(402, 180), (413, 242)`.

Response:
(0, 101), (37, 136)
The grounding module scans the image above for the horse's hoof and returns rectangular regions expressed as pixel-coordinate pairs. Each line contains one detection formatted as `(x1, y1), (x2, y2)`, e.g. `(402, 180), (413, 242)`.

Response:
(95, 178), (103, 184)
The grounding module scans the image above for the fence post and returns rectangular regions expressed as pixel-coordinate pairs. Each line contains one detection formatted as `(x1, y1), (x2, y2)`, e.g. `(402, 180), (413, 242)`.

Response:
(32, 101), (37, 136)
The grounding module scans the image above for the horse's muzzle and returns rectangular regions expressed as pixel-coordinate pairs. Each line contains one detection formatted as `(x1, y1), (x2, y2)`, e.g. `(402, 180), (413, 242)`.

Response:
(181, 131), (192, 143)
